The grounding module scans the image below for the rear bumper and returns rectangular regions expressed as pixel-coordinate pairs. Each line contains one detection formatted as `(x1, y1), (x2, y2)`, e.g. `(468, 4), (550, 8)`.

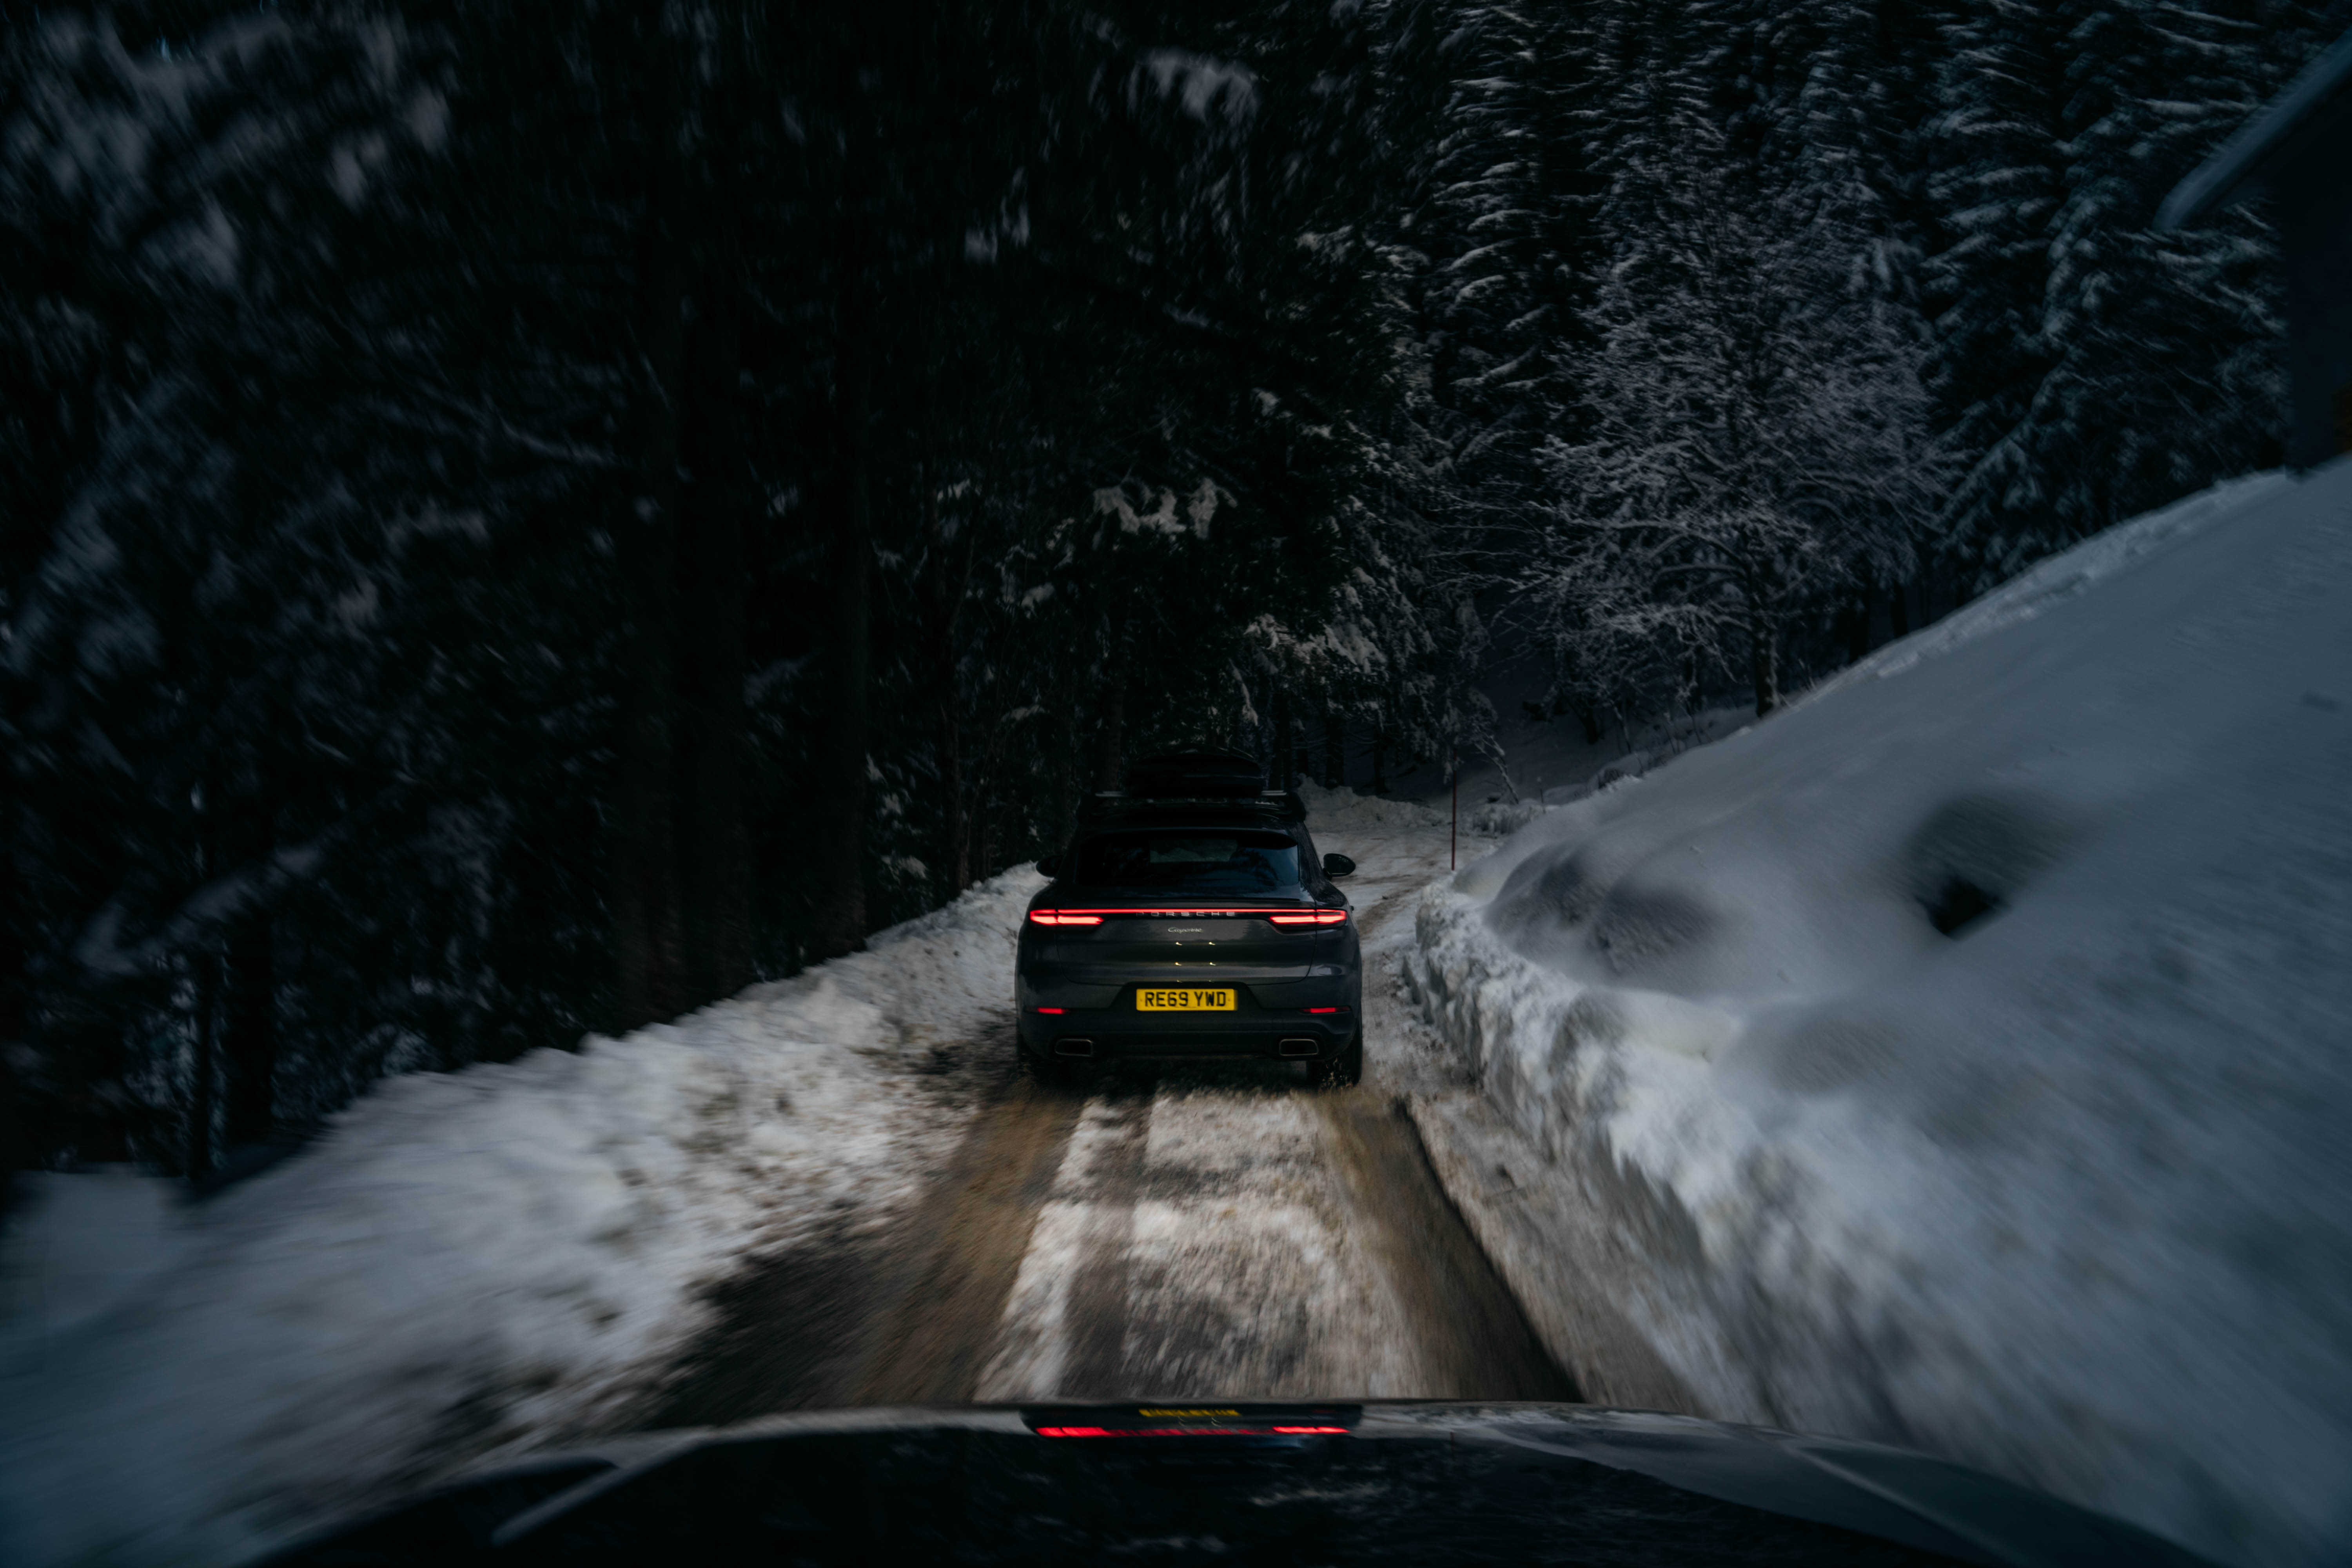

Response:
(1016, 984), (1357, 1062)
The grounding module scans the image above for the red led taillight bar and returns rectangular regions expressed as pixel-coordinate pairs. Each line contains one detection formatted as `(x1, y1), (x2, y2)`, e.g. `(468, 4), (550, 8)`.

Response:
(1033, 1425), (1350, 1437)
(1025, 1403), (1360, 1439)
(1028, 908), (1346, 925)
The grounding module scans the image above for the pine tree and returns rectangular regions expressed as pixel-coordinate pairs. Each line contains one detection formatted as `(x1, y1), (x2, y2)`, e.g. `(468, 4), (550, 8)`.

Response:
(1532, 25), (1946, 719)
(1921, 0), (2329, 581)
(1417, 2), (1597, 521)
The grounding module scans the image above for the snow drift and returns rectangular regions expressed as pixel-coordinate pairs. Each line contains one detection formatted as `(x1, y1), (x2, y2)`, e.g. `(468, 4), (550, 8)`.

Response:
(1404, 465), (2352, 1568)
(0, 867), (1043, 1568)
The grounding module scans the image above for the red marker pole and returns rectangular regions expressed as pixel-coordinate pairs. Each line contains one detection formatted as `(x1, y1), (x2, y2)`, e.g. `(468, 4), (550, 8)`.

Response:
(1449, 742), (1458, 871)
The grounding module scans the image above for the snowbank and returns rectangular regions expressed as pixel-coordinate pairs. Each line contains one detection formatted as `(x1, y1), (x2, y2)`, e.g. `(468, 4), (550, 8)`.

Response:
(1294, 778), (1448, 837)
(1404, 466), (2352, 1568)
(0, 867), (1043, 1568)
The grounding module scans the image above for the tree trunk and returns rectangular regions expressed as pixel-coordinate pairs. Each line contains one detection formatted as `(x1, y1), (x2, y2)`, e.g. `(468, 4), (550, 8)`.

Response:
(809, 149), (874, 959)
(1843, 592), (1872, 664)
(1370, 723), (1388, 795)
(610, 111), (691, 1028)
(0, 870), (25, 1185)
(187, 951), (217, 1178)
(182, 802), (220, 1180)
(1321, 705), (1344, 788)
(1867, 584), (1896, 650)
(939, 667), (968, 898)
(674, 244), (753, 1006)
(923, 472), (972, 899)
(1919, 558), (1951, 625)
(974, 793), (997, 887)
(221, 900), (276, 1151)
(972, 725), (1004, 882)
(1748, 603), (1780, 717)
(1270, 684), (1292, 791)
(1093, 660), (1126, 792)
(1046, 705), (1076, 857)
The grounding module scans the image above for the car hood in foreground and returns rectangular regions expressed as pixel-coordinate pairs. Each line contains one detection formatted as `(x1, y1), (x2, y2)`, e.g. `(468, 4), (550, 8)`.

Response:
(254, 1401), (2209, 1568)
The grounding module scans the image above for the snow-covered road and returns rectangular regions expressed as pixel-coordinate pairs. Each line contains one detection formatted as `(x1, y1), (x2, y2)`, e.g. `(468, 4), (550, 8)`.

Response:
(632, 785), (1572, 1417)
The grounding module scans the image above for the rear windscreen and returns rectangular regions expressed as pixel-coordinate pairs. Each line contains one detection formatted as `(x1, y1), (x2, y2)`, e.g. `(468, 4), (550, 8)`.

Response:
(1072, 830), (1302, 894)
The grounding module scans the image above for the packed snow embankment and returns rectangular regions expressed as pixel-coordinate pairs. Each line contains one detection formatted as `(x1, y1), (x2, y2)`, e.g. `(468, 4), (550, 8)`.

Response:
(0, 867), (1044, 1568)
(1403, 466), (2352, 1568)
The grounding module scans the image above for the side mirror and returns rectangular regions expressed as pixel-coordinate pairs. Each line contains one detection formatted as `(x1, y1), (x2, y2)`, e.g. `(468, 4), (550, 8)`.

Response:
(1037, 854), (1063, 878)
(1322, 853), (1356, 879)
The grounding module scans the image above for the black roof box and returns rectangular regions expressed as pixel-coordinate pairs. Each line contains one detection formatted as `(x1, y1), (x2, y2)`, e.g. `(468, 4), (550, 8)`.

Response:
(1078, 790), (1307, 826)
(1124, 750), (1265, 800)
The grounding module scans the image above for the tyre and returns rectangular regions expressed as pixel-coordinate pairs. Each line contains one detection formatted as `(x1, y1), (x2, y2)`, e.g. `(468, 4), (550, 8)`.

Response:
(1319, 1031), (1363, 1089)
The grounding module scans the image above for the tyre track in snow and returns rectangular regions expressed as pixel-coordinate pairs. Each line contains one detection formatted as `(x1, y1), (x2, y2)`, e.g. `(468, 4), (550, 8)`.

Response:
(1052, 1081), (1156, 1396)
(644, 1060), (1570, 1416)
(637, 1027), (1085, 1423)
(967, 1060), (1573, 1403)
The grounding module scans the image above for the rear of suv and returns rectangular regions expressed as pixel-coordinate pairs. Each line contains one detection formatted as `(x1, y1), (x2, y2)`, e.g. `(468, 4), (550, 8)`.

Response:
(1016, 750), (1361, 1086)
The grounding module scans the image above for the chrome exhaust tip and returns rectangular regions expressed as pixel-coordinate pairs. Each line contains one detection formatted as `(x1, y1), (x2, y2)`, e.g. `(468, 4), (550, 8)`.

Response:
(1053, 1037), (1096, 1058)
(1276, 1038), (1319, 1058)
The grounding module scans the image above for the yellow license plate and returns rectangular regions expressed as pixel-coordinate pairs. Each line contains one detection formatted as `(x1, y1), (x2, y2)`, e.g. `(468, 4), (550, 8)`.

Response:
(1136, 988), (1235, 1012)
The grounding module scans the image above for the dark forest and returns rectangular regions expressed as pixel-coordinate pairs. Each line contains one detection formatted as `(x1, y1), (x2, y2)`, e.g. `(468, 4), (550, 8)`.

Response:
(4, 0), (2334, 1181)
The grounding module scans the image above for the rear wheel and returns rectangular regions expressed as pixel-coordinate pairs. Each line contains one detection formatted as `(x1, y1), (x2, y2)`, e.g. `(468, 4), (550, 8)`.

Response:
(1319, 1031), (1363, 1089)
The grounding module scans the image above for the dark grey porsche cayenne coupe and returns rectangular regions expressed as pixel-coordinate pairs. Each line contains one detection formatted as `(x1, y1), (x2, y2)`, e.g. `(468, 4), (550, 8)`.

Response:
(1015, 751), (1361, 1085)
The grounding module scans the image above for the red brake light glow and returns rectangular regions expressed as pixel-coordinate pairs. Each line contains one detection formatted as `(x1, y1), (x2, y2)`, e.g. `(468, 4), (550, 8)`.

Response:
(1267, 909), (1348, 926)
(1305, 1006), (1351, 1015)
(1034, 1007), (1064, 1015)
(1028, 911), (1104, 926)
(1033, 1425), (1349, 1438)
